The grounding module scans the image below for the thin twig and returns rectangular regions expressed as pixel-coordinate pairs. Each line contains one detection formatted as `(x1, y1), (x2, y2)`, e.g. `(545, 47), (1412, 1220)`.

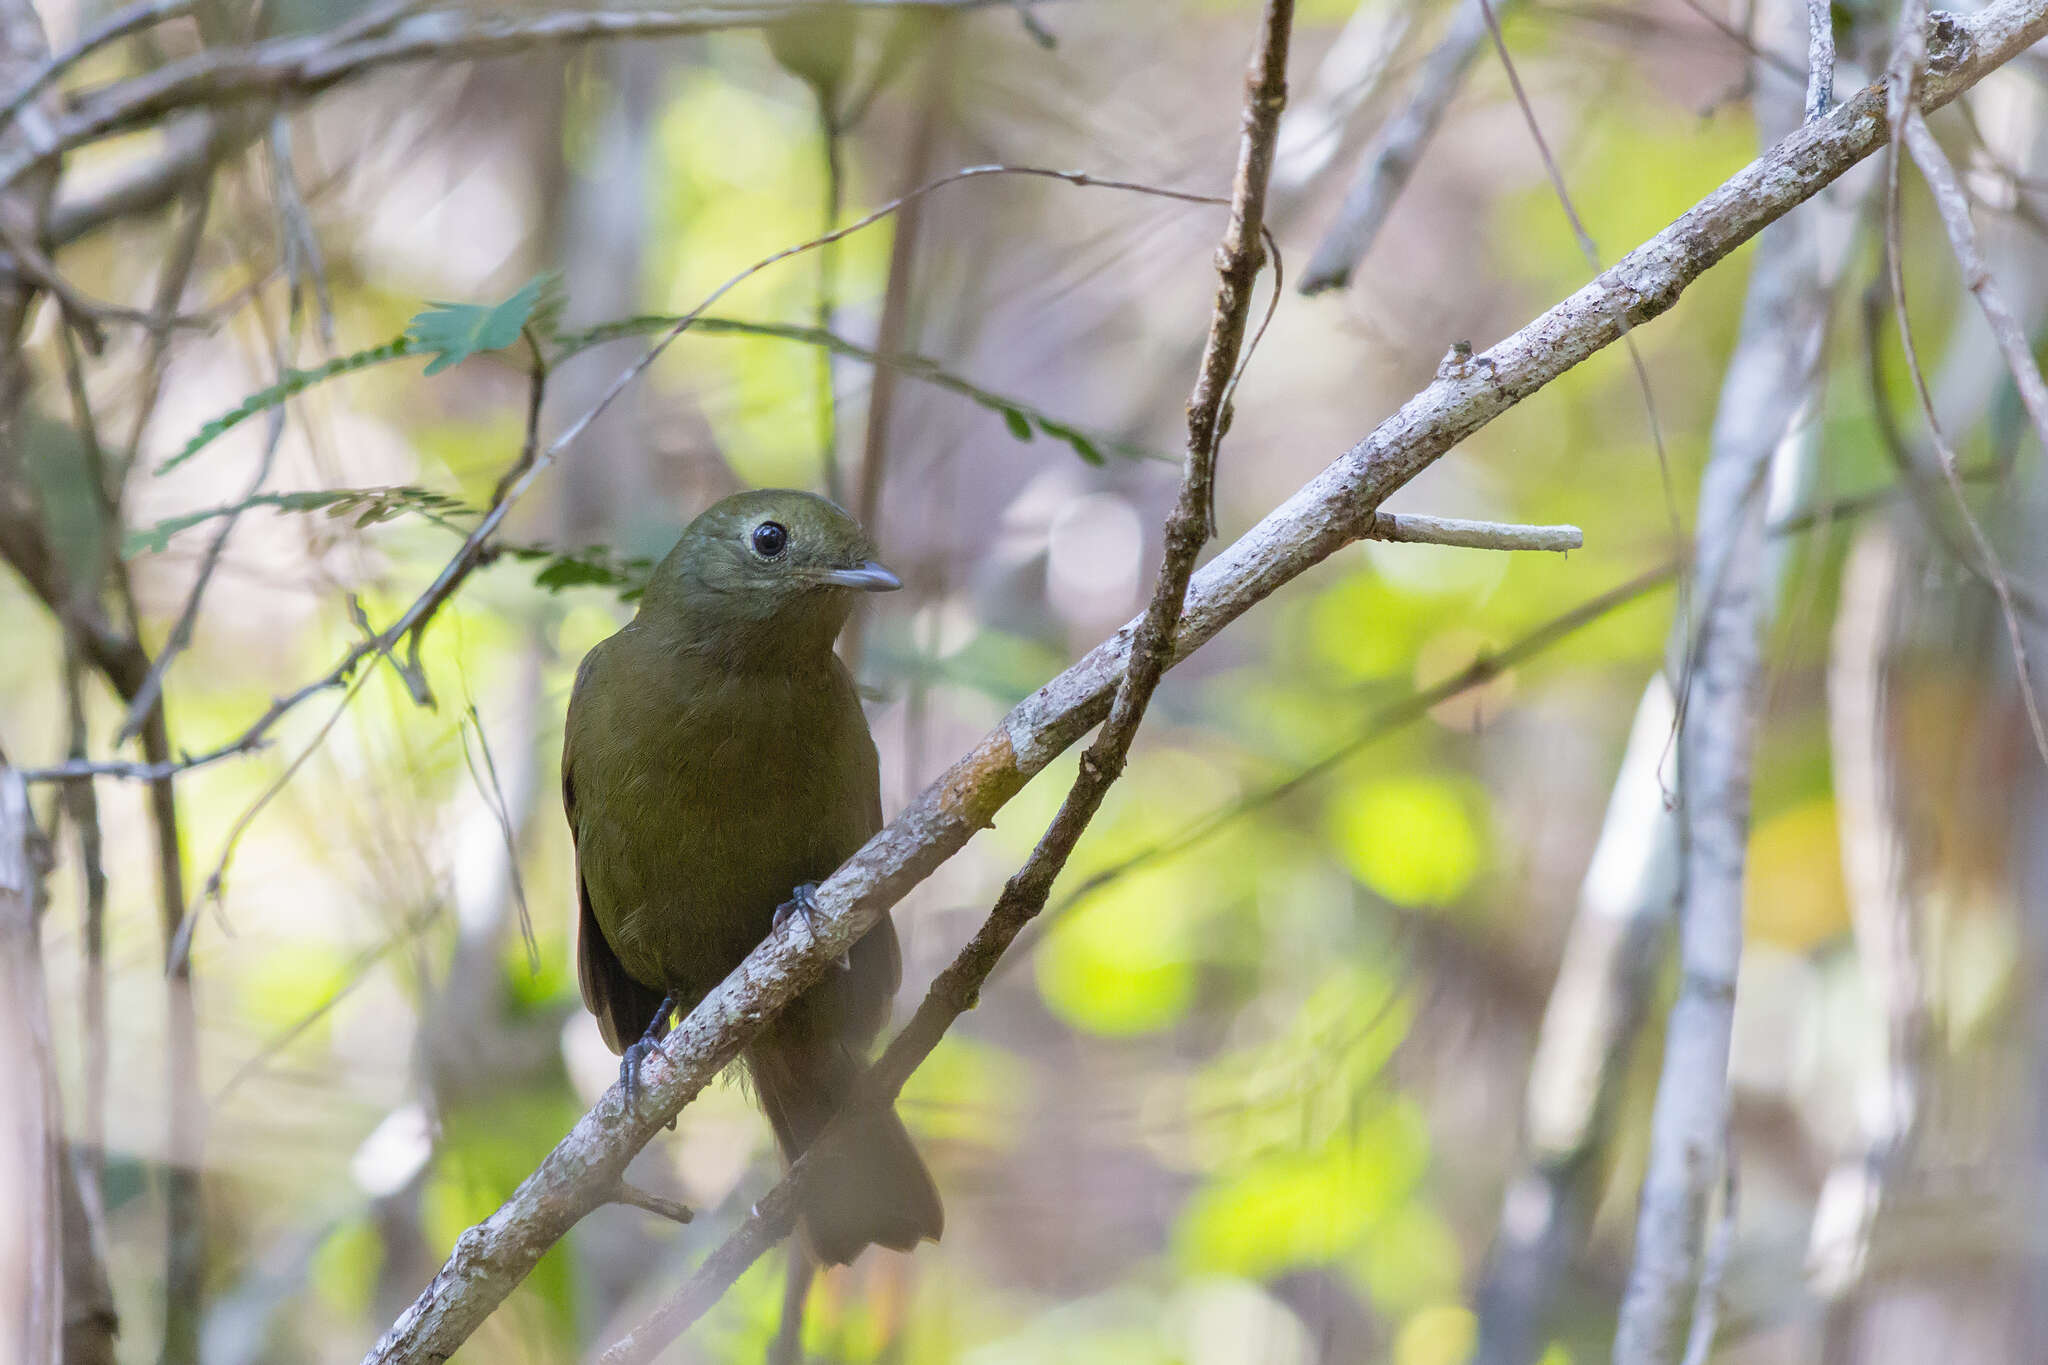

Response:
(458, 705), (536, 974)
(1905, 113), (2048, 497)
(564, 314), (1174, 464)
(595, 1177), (806, 1365)
(0, 0), (196, 126)
(1805, 0), (1834, 119)
(1883, 36), (2048, 765)
(1367, 511), (1582, 550)
(148, 706), (202, 1365)
(46, 321), (118, 1181)
(120, 183), (212, 484)
(1856, 274), (2048, 623)
(1664, 0), (1807, 85)
(1545, 0), (1795, 83)
(269, 112), (334, 343)
(210, 909), (437, 1104)
(606, 1183), (693, 1224)
(0, 212), (207, 340)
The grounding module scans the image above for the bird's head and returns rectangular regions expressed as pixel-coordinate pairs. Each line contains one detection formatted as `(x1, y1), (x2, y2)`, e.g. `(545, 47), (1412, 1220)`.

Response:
(639, 489), (899, 661)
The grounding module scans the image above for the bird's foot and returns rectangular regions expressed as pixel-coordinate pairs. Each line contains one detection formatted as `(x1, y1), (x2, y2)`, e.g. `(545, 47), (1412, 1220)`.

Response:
(619, 991), (677, 1115)
(772, 882), (852, 971)
(771, 882), (822, 935)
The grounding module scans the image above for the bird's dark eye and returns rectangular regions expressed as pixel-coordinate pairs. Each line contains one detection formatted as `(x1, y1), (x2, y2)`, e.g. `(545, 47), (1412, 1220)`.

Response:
(751, 521), (788, 558)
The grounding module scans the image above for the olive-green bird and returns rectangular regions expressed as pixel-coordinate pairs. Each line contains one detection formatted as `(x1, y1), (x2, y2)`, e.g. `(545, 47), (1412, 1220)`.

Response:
(563, 489), (943, 1265)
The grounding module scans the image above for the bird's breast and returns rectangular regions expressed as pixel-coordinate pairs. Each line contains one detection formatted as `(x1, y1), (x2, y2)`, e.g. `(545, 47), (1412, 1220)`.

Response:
(577, 655), (878, 996)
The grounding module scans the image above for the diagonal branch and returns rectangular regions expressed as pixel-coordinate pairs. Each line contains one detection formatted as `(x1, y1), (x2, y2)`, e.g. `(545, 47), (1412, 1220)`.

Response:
(362, 8), (2048, 1361)
(44, 112), (234, 245)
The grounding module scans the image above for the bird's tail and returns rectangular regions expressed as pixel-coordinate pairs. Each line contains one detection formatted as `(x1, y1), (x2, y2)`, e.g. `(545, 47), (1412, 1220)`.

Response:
(747, 1029), (944, 1266)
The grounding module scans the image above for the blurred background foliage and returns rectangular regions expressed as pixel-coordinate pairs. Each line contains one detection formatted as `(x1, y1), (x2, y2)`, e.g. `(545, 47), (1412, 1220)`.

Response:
(4, 0), (2047, 1362)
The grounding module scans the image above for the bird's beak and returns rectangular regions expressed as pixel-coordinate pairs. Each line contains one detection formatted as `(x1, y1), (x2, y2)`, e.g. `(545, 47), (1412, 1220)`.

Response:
(819, 560), (902, 592)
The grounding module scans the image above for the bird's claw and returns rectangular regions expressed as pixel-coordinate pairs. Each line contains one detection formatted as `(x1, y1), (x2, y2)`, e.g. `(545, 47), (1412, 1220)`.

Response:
(771, 882), (822, 935)
(620, 992), (677, 1115)
(772, 882), (852, 971)
(619, 1039), (653, 1113)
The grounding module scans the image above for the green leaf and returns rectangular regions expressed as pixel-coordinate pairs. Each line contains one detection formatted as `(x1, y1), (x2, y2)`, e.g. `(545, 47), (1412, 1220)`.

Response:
(123, 485), (474, 557)
(1002, 407), (1034, 442)
(1037, 419), (1106, 465)
(407, 274), (554, 377)
(507, 544), (656, 599)
(123, 509), (216, 557)
(531, 554), (623, 592)
(154, 338), (416, 476)
(159, 277), (564, 478)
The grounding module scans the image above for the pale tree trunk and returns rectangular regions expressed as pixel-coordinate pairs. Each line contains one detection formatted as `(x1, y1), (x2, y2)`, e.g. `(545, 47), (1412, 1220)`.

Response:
(1, 763), (62, 1365)
(1479, 3), (1840, 1356)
